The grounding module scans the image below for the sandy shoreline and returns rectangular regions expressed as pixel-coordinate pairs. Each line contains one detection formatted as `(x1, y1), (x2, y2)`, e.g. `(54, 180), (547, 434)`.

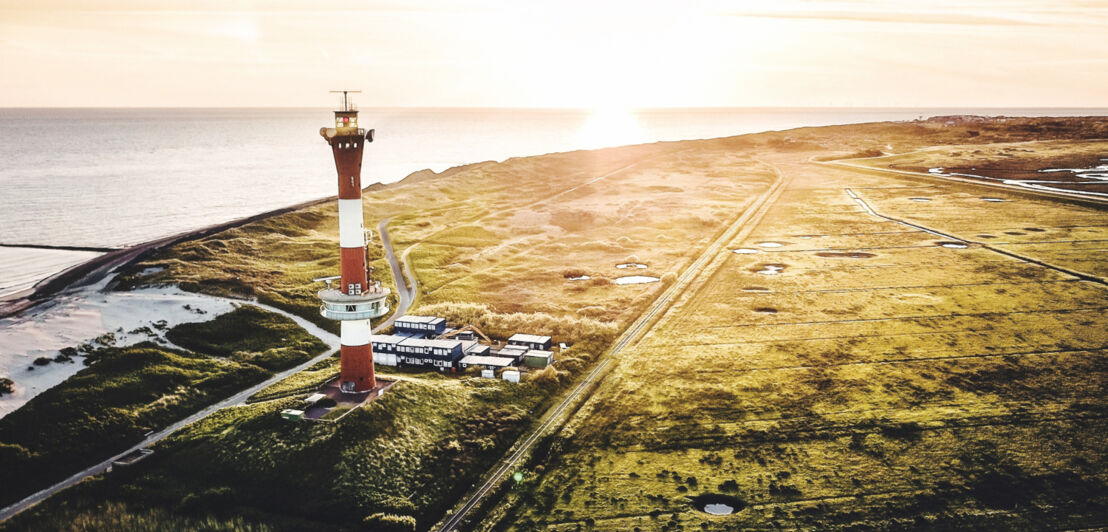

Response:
(0, 194), (336, 320)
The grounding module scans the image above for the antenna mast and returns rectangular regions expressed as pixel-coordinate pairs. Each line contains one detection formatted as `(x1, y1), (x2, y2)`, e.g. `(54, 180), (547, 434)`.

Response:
(329, 90), (362, 112)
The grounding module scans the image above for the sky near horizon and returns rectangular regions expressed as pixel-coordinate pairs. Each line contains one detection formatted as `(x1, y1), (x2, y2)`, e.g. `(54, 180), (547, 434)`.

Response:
(1, 0), (1106, 108)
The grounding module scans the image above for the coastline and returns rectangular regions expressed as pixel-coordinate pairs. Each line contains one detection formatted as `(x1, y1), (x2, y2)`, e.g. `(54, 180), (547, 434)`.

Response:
(0, 194), (337, 320)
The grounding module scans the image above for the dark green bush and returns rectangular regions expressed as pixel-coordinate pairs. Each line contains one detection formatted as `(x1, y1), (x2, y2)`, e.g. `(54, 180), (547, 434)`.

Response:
(362, 512), (416, 532)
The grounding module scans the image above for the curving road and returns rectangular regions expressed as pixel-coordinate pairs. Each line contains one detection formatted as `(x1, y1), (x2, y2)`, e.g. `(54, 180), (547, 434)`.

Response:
(377, 217), (417, 329)
(0, 220), (414, 523)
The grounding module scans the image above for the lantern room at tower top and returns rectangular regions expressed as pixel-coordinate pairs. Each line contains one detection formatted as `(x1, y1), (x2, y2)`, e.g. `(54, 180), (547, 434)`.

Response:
(321, 90), (372, 141)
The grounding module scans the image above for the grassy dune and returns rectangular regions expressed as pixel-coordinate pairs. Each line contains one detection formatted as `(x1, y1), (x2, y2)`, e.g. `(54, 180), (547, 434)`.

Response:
(0, 306), (327, 509)
(7, 116), (1108, 530)
(496, 121), (1108, 530)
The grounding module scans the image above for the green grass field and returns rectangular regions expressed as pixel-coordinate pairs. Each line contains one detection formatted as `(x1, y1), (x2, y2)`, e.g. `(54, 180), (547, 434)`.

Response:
(496, 127), (1108, 530)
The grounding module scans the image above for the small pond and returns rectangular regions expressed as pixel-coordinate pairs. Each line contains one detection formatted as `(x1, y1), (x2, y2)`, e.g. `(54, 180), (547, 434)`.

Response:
(690, 493), (746, 515)
(753, 264), (785, 275)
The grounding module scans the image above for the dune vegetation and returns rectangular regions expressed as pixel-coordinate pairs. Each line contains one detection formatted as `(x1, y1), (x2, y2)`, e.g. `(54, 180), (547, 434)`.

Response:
(5, 116), (1108, 530)
(492, 119), (1108, 530)
(0, 305), (328, 509)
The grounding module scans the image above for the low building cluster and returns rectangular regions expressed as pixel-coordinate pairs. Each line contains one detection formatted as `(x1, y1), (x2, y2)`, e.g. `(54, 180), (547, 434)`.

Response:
(370, 315), (555, 378)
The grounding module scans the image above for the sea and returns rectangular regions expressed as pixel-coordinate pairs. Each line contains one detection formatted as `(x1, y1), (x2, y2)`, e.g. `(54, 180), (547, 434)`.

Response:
(1, 107), (1104, 297)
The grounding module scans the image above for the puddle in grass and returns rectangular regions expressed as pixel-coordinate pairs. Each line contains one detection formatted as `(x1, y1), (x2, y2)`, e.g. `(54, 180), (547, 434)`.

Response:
(615, 263), (648, 269)
(757, 241), (787, 248)
(690, 494), (746, 515)
(614, 275), (659, 285)
(937, 241), (968, 249)
(815, 252), (876, 259)
(567, 275), (591, 281)
(137, 266), (166, 277)
(909, 197), (931, 202)
(982, 197), (1006, 202)
(732, 248), (761, 254)
(753, 264), (786, 275)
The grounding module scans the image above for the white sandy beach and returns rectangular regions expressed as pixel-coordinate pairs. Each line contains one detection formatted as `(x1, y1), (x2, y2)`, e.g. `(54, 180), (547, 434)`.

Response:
(0, 279), (237, 417)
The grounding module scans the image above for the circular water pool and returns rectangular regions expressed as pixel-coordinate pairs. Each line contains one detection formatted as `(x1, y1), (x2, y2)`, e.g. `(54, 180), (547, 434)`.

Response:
(690, 494), (745, 515)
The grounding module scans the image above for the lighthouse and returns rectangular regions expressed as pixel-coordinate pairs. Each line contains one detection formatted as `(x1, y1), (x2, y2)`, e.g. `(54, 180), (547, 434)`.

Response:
(318, 91), (389, 393)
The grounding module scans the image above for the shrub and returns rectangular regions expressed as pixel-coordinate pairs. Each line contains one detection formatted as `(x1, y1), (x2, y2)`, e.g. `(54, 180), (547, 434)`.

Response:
(0, 377), (13, 395)
(177, 486), (236, 516)
(316, 397), (337, 408)
(526, 366), (568, 386)
(33, 357), (51, 366)
(661, 272), (677, 285)
(362, 512), (416, 532)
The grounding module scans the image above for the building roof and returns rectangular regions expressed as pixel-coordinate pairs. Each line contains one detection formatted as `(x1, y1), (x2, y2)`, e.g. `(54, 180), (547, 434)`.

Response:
(524, 350), (554, 359)
(460, 355), (516, 367)
(304, 393), (327, 403)
(399, 337), (463, 349)
(465, 343), (490, 354)
(498, 346), (528, 355)
(508, 333), (551, 343)
(370, 334), (408, 345)
(395, 315), (445, 325)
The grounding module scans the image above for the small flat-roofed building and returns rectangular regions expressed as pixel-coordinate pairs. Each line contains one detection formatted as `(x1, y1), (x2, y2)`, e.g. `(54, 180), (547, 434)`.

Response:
(370, 334), (407, 366)
(304, 393), (327, 405)
(507, 333), (552, 351)
(459, 355), (516, 370)
(495, 346), (528, 363)
(502, 370), (521, 383)
(281, 409), (305, 421)
(394, 315), (447, 337)
(523, 350), (554, 368)
(464, 343), (491, 357)
(395, 337), (464, 369)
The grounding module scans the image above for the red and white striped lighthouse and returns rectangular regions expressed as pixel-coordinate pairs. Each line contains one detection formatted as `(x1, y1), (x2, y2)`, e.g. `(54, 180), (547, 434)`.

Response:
(318, 91), (389, 393)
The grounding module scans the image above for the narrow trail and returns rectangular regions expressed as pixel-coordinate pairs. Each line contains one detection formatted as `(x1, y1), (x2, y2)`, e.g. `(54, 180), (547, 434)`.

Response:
(845, 187), (1108, 288)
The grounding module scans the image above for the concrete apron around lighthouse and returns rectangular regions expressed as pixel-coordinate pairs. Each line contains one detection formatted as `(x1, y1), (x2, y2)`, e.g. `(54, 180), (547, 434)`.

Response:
(318, 92), (389, 394)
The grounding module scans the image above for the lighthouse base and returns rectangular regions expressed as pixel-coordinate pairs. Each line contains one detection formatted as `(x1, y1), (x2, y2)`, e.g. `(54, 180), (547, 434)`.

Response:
(302, 377), (396, 420)
(339, 342), (376, 392)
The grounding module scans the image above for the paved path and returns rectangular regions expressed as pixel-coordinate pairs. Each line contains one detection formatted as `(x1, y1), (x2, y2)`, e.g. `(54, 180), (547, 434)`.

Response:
(0, 220), (414, 523)
(435, 162), (789, 532)
(378, 217), (418, 329)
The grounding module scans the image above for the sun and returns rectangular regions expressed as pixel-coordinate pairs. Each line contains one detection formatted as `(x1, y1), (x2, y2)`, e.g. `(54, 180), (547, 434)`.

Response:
(576, 106), (645, 150)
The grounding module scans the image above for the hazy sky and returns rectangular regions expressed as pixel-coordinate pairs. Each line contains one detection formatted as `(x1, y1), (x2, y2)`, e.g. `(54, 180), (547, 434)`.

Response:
(2, 0), (1106, 108)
